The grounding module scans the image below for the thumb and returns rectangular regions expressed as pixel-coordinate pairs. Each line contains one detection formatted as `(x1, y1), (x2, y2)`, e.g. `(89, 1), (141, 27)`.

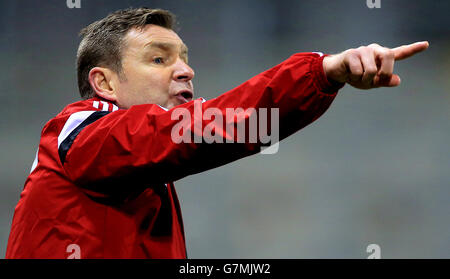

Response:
(374, 74), (401, 87)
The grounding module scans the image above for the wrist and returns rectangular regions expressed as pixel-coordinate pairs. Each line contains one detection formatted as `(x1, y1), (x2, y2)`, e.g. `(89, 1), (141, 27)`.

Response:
(313, 54), (345, 93)
(323, 55), (346, 84)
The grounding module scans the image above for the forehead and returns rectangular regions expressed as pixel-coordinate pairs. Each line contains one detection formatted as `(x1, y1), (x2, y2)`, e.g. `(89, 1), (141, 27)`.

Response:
(124, 24), (185, 51)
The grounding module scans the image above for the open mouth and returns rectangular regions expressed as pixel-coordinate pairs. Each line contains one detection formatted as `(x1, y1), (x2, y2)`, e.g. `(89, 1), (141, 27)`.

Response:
(176, 90), (194, 103)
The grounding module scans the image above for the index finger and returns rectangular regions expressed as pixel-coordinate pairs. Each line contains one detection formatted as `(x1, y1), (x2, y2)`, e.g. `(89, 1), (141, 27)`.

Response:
(392, 41), (429, 61)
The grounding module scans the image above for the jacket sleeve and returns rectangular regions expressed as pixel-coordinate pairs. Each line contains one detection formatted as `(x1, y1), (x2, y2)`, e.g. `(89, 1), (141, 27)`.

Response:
(63, 53), (344, 196)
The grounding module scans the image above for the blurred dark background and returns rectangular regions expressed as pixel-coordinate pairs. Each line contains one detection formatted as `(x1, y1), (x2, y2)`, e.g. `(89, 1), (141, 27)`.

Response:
(1, 0), (449, 258)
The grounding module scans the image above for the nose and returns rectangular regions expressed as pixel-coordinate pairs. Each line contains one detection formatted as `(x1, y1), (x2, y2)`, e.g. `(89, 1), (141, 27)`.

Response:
(173, 58), (195, 82)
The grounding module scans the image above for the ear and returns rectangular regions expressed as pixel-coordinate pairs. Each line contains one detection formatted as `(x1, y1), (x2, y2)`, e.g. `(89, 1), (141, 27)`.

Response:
(88, 67), (119, 102)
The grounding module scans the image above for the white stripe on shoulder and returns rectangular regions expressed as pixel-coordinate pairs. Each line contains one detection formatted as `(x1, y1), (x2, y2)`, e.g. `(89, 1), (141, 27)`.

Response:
(312, 51), (324, 57)
(30, 147), (39, 173)
(58, 111), (96, 148)
(158, 105), (169, 111)
(101, 101), (109, 111)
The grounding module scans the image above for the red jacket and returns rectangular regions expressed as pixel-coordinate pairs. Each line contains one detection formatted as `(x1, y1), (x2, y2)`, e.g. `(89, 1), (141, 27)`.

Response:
(6, 53), (343, 258)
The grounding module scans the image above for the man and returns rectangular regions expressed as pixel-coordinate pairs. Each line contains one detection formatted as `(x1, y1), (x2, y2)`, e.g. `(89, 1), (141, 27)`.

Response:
(6, 7), (428, 259)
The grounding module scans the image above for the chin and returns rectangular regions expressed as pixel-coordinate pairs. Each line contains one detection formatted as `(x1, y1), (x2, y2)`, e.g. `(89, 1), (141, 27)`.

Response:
(166, 101), (183, 110)
(163, 103), (177, 110)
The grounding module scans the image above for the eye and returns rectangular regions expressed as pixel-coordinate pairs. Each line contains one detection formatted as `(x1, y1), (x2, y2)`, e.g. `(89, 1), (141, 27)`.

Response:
(153, 57), (164, 64)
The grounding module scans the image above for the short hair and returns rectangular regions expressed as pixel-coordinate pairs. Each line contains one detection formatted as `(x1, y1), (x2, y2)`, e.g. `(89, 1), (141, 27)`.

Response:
(77, 7), (176, 99)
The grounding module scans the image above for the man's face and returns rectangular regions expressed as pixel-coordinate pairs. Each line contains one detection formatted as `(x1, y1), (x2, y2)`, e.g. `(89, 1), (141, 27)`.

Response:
(113, 24), (195, 110)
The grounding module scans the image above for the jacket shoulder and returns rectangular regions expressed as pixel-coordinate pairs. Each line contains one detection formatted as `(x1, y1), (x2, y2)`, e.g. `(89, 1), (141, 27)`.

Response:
(58, 97), (118, 117)
(40, 98), (118, 137)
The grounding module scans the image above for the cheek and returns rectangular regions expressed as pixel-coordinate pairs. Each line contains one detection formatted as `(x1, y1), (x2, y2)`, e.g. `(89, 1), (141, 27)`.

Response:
(130, 67), (168, 89)
(144, 70), (173, 97)
(120, 61), (173, 99)
(121, 68), (151, 94)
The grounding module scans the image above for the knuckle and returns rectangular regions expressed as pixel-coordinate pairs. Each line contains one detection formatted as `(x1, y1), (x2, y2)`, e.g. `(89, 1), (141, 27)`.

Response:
(352, 68), (363, 76)
(346, 48), (357, 56)
(366, 68), (377, 75)
(357, 46), (368, 53)
(386, 49), (395, 59)
(379, 48), (394, 59)
(361, 46), (375, 56)
(349, 64), (363, 76)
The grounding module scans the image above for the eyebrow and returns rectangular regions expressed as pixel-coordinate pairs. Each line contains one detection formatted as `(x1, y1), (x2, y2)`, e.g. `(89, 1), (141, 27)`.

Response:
(145, 41), (188, 54)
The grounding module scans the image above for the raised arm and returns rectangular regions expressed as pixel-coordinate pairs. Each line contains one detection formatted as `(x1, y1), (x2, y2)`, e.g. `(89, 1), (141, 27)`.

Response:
(63, 53), (341, 197)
